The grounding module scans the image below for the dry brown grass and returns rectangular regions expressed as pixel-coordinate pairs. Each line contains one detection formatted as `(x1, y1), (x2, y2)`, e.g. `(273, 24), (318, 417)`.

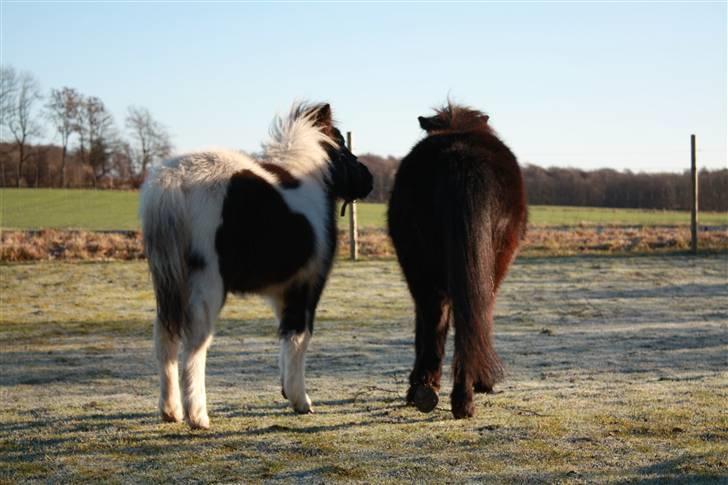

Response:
(2, 226), (726, 262)
(346, 226), (728, 258)
(1, 229), (144, 262)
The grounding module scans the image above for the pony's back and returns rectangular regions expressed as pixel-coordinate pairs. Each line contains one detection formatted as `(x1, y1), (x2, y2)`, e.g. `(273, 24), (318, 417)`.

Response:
(389, 121), (526, 286)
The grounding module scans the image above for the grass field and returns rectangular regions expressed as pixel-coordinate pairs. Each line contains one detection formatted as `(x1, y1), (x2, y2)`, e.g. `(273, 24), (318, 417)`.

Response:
(1, 256), (726, 482)
(2, 188), (726, 230)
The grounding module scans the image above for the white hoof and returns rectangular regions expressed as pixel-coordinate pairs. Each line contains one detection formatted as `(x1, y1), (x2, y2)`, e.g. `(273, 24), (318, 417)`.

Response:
(186, 412), (210, 430)
(160, 403), (184, 423)
(290, 394), (313, 414)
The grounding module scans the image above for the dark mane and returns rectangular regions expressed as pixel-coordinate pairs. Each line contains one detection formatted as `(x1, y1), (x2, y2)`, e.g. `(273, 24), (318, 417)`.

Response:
(418, 102), (492, 134)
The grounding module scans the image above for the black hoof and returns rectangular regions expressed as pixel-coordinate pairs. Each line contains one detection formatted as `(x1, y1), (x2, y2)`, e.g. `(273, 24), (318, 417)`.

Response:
(473, 382), (494, 394)
(406, 387), (415, 405)
(412, 385), (438, 413)
(451, 399), (475, 419)
(281, 387), (287, 399)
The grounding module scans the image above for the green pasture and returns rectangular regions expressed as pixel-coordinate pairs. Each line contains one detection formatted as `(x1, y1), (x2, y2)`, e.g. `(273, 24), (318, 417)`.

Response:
(1, 188), (726, 231)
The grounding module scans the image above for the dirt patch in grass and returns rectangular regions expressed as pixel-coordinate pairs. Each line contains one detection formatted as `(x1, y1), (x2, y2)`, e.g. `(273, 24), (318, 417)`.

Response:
(1, 256), (726, 482)
(2, 226), (727, 262)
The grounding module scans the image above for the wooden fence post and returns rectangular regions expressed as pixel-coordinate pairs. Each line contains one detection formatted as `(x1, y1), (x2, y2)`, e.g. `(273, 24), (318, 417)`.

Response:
(347, 131), (359, 261)
(690, 134), (698, 255)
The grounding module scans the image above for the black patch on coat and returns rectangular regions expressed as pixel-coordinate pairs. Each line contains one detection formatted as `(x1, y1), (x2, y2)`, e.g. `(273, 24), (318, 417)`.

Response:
(187, 251), (206, 272)
(261, 163), (301, 189)
(278, 180), (338, 337)
(215, 170), (315, 294)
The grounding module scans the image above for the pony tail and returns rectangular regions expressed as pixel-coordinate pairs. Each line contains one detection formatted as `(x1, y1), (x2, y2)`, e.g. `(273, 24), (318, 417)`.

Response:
(140, 176), (190, 337)
(443, 172), (504, 391)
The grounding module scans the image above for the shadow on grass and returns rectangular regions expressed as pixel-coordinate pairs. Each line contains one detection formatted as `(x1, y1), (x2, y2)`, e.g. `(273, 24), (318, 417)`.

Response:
(575, 282), (727, 301)
(620, 453), (728, 484)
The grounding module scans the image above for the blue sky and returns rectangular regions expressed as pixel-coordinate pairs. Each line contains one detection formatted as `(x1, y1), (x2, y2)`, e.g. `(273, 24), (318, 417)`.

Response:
(2, 1), (726, 172)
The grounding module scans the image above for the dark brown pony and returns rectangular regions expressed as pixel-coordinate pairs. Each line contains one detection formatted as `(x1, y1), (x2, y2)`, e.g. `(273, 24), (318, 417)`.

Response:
(387, 102), (527, 418)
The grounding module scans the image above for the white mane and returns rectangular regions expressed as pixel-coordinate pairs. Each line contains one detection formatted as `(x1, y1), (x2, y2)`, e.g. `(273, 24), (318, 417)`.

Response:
(261, 103), (338, 183)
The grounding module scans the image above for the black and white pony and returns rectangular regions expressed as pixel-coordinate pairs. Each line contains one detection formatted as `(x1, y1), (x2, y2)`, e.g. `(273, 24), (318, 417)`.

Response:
(140, 103), (372, 429)
(388, 102), (527, 419)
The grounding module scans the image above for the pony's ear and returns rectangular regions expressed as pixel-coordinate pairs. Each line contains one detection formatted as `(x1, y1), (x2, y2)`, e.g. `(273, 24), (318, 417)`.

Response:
(418, 115), (446, 132)
(311, 103), (332, 128)
(481, 114), (490, 124)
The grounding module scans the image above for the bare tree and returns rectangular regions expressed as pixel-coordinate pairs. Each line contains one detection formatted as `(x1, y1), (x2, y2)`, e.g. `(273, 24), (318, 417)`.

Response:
(108, 139), (134, 185)
(0, 67), (17, 186)
(125, 106), (172, 178)
(1, 67), (43, 187)
(77, 96), (117, 186)
(46, 87), (81, 187)
(0, 66), (18, 131)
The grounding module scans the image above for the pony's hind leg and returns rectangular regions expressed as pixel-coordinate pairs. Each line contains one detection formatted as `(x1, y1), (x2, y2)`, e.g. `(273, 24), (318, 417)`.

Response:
(277, 285), (314, 414)
(451, 299), (501, 419)
(407, 292), (449, 413)
(181, 270), (223, 429)
(154, 318), (183, 422)
(451, 356), (476, 419)
(472, 301), (502, 395)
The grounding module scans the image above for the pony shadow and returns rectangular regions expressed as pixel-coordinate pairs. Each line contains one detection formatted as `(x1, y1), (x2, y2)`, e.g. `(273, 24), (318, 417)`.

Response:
(627, 454), (727, 484)
(578, 283), (727, 301)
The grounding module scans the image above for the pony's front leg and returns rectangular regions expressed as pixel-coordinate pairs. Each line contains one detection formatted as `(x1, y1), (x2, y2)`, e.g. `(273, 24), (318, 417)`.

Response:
(277, 285), (314, 414)
(280, 329), (313, 414)
(154, 318), (183, 422)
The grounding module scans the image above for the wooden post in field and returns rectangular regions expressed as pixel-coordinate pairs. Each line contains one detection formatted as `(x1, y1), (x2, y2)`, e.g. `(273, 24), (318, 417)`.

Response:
(690, 134), (698, 254)
(347, 131), (359, 261)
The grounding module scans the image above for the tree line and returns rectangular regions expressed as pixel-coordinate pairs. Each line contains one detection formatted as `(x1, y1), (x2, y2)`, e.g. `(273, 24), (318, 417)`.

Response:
(2, 65), (725, 211)
(360, 154), (727, 212)
(2, 138), (725, 212)
(1, 66), (172, 188)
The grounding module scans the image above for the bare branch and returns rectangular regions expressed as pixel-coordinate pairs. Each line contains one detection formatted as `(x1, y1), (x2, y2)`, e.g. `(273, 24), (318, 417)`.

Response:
(126, 105), (172, 177)
(1, 67), (43, 186)
(45, 87), (82, 186)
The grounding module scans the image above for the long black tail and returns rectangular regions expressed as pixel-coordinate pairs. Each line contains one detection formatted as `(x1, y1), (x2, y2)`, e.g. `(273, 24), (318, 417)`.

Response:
(442, 171), (504, 389)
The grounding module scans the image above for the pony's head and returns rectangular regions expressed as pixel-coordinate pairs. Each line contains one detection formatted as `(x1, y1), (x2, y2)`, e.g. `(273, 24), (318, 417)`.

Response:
(418, 102), (492, 135)
(266, 102), (372, 202)
(303, 103), (373, 202)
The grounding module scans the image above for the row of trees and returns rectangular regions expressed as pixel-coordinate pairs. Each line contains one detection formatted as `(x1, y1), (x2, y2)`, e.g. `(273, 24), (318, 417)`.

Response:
(1, 65), (724, 210)
(522, 165), (727, 212)
(360, 153), (727, 212)
(1, 138), (724, 211)
(0, 65), (172, 188)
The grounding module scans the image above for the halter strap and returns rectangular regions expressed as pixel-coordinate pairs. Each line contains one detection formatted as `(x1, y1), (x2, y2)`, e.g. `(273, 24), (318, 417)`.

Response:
(340, 200), (352, 217)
